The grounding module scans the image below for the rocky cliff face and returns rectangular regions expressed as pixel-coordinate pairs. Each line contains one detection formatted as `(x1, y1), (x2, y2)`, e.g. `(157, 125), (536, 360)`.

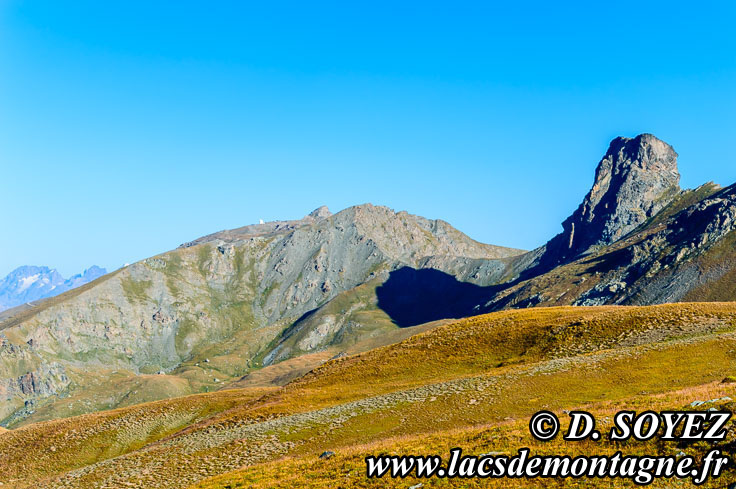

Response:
(541, 134), (680, 267)
(484, 181), (736, 310)
(481, 132), (735, 310)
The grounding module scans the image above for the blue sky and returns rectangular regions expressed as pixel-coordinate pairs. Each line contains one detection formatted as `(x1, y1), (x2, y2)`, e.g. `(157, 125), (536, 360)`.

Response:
(2, 1), (735, 277)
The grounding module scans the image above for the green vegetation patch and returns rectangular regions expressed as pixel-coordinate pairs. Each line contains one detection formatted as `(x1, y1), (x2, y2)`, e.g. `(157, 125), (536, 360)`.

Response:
(120, 276), (153, 304)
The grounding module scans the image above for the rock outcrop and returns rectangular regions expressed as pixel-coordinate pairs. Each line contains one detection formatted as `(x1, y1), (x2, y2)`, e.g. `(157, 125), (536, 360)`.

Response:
(541, 134), (680, 267)
(493, 181), (736, 309)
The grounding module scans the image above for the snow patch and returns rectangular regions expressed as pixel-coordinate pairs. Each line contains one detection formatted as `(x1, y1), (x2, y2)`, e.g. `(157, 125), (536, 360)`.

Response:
(18, 274), (40, 292)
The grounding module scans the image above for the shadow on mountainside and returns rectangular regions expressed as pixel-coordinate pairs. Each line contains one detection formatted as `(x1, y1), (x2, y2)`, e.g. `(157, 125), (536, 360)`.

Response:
(375, 267), (499, 327)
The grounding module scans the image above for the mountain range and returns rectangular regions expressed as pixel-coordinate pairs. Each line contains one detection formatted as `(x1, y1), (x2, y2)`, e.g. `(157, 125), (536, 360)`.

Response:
(1, 133), (736, 429)
(0, 266), (106, 313)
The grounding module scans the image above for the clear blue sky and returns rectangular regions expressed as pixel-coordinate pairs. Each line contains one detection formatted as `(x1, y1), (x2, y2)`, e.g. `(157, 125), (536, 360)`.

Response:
(2, 1), (735, 277)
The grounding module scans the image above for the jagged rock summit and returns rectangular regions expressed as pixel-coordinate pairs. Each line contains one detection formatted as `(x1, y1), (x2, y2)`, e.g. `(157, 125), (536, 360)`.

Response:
(0, 265), (106, 312)
(542, 134), (680, 266)
(308, 205), (332, 219)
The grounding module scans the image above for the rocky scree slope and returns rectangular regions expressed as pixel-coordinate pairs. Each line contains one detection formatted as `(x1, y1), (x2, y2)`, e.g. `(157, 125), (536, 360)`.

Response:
(0, 205), (523, 426)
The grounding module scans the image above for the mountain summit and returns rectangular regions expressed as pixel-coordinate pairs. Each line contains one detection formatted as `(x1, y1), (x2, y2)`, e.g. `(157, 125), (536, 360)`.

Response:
(308, 205), (332, 219)
(542, 134), (680, 267)
(0, 265), (107, 312)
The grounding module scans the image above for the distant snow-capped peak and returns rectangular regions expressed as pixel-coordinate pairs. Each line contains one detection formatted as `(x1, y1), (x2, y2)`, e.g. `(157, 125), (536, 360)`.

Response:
(0, 265), (107, 312)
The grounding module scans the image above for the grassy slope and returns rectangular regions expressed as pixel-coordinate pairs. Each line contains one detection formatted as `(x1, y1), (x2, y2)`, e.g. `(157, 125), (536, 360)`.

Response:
(16, 368), (202, 426)
(231, 318), (447, 390)
(1, 303), (735, 488)
(196, 382), (736, 489)
(0, 388), (275, 484)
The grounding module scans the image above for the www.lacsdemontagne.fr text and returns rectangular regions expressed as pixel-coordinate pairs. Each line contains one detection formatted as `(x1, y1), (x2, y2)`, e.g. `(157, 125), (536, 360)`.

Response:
(365, 447), (730, 485)
(365, 409), (733, 485)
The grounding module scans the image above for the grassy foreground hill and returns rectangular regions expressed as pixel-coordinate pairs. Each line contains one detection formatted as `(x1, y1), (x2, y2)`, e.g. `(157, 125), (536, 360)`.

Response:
(0, 302), (734, 488)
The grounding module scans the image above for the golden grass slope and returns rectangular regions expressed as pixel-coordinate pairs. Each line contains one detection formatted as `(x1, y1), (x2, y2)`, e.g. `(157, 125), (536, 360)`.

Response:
(1, 303), (735, 488)
(195, 382), (736, 489)
(0, 387), (275, 485)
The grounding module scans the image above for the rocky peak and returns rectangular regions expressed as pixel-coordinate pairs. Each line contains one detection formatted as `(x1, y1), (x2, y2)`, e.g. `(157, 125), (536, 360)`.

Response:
(307, 205), (332, 220)
(0, 265), (106, 312)
(64, 266), (107, 288)
(543, 134), (680, 266)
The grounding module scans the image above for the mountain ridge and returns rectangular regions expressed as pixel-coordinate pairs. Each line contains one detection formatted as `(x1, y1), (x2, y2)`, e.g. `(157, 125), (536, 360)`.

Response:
(0, 265), (107, 313)
(2, 133), (736, 429)
(0, 204), (523, 426)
